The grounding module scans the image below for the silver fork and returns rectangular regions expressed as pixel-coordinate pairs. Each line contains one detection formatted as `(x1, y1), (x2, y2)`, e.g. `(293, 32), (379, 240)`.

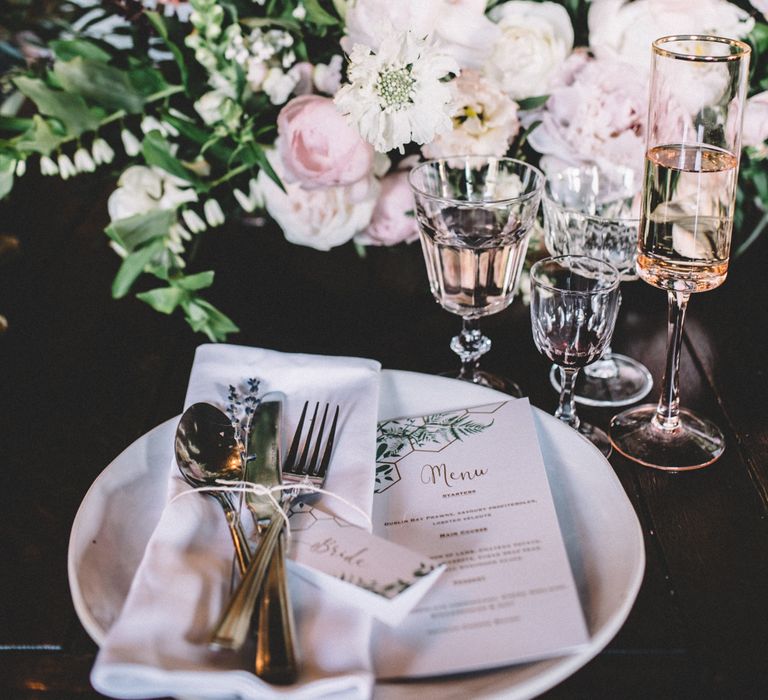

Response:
(209, 401), (340, 652)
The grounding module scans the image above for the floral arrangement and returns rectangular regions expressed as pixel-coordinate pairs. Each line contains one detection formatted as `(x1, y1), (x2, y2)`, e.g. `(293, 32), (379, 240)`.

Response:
(1, 0), (767, 340)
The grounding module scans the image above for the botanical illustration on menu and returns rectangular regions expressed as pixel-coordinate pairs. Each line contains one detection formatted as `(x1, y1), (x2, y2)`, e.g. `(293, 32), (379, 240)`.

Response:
(371, 399), (590, 679)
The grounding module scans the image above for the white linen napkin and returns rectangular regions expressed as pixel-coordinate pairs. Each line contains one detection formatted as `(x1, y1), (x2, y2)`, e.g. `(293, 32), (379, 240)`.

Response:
(91, 344), (381, 699)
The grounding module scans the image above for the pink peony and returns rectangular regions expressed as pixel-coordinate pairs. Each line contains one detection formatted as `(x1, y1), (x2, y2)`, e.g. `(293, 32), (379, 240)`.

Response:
(277, 95), (374, 189)
(358, 170), (419, 246)
(525, 51), (647, 181)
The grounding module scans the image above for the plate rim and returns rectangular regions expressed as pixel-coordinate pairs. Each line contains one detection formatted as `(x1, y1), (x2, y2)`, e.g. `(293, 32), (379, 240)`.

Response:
(68, 369), (645, 698)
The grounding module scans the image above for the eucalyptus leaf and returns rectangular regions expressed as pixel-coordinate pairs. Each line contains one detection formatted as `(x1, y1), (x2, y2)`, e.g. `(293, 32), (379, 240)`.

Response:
(247, 142), (284, 192)
(50, 39), (112, 64)
(749, 23), (768, 54)
(181, 297), (239, 341)
(54, 58), (145, 113)
(172, 270), (215, 291)
(0, 115), (33, 134)
(105, 209), (175, 250)
(142, 131), (196, 183)
(112, 239), (166, 299)
(136, 286), (184, 314)
(13, 115), (66, 155)
(128, 65), (169, 96)
(13, 75), (100, 135)
(303, 0), (339, 27)
(517, 95), (550, 111)
(331, 0), (347, 21)
(0, 155), (15, 199)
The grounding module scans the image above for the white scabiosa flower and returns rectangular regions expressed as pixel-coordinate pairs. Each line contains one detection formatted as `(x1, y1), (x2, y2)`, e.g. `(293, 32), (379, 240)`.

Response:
(92, 137), (115, 165)
(40, 155), (58, 176)
(15, 160), (26, 177)
(121, 128), (142, 156)
(58, 153), (77, 180)
(204, 198), (226, 226)
(74, 147), (96, 173)
(334, 31), (458, 153)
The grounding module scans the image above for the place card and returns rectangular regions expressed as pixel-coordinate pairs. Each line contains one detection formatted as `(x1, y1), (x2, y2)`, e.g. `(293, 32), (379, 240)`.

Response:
(371, 399), (589, 678)
(287, 503), (445, 625)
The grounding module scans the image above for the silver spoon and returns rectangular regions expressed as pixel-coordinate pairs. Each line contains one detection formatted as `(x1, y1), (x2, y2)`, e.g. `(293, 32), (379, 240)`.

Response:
(174, 402), (251, 573)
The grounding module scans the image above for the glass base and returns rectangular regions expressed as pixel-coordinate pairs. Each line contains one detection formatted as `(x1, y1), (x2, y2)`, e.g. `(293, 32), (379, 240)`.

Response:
(609, 404), (725, 471)
(573, 421), (613, 458)
(549, 354), (653, 407)
(445, 369), (524, 398)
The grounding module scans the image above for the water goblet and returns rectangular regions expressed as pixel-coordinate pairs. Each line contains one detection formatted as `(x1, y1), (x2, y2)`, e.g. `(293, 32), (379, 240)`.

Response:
(530, 255), (621, 457)
(408, 156), (544, 395)
(610, 35), (750, 470)
(542, 163), (653, 406)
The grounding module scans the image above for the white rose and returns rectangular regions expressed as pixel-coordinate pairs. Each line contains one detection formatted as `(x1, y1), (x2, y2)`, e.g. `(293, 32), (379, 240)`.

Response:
(749, 0), (768, 19)
(486, 1), (574, 100)
(257, 151), (379, 251)
(743, 91), (768, 151)
(108, 165), (197, 221)
(422, 69), (520, 159)
(342, 0), (499, 70)
(588, 0), (754, 72)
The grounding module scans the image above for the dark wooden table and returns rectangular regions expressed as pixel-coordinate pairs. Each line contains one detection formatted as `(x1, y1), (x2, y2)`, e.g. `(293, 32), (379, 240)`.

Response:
(1, 172), (767, 699)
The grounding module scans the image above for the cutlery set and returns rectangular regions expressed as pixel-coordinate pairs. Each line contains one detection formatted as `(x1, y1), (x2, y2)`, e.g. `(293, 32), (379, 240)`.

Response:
(174, 396), (340, 685)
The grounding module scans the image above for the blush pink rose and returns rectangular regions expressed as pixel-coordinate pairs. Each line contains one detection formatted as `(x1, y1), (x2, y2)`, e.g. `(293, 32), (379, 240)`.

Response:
(358, 171), (419, 246)
(277, 95), (374, 189)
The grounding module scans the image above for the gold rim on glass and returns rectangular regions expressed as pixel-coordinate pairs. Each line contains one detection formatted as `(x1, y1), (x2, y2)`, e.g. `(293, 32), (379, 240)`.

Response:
(652, 34), (751, 62)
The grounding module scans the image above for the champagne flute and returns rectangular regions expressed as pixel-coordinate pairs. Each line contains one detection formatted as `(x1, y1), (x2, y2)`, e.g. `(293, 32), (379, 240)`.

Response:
(409, 156), (544, 395)
(610, 35), (751, 470)
(530, 255), (621, 456)
(542, 163), (653, 406)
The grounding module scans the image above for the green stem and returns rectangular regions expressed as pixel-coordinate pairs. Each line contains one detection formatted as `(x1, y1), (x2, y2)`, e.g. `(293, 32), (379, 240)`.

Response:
(209, 162), (251, 189)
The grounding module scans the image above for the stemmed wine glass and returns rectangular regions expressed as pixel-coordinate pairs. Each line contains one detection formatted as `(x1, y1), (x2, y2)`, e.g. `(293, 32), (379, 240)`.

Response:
(530, 255), (621, 456)
(542, 163), (653, 406)
(610, 35), (751, 470)
(409, 156), (544, 395)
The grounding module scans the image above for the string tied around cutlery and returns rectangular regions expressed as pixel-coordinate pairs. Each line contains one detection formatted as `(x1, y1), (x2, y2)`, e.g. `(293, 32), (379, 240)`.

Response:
(169, 479), (372, 536)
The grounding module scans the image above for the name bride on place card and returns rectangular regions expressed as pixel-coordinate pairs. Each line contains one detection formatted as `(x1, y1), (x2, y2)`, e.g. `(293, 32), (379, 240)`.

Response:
(371, 399), (589, 679)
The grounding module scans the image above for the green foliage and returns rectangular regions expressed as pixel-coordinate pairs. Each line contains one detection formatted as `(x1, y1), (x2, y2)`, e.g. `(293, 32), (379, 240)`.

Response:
(13, 75), (102, 136)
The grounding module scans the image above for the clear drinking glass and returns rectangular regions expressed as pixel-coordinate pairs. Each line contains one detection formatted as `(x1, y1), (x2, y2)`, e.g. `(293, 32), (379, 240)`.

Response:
(610, 35), (751, 470)
(530, 255), (621, 456)
(543, 163), (653, 406)
(409, 156), (544, 395)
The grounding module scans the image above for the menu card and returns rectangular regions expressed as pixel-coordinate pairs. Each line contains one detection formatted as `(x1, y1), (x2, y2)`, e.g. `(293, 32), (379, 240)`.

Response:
(371, 399), (589, 678)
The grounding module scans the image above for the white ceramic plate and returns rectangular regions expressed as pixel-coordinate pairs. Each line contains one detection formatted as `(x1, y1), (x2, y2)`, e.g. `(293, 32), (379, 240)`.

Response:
(68, 370), (644, 699)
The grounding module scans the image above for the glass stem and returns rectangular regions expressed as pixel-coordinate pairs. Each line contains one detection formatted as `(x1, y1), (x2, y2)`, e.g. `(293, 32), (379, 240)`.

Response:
(451, 318), (491, 382)
(655, 290), (690, 430)
(555, 367), (581, 429)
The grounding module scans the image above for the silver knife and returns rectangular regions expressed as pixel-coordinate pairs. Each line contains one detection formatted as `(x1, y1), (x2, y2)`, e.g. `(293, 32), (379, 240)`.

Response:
(245, 394), (298, 684)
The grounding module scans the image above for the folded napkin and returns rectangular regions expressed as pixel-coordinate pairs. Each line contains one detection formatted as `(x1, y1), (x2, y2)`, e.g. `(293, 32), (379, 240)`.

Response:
(91, 344), (381, 699)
